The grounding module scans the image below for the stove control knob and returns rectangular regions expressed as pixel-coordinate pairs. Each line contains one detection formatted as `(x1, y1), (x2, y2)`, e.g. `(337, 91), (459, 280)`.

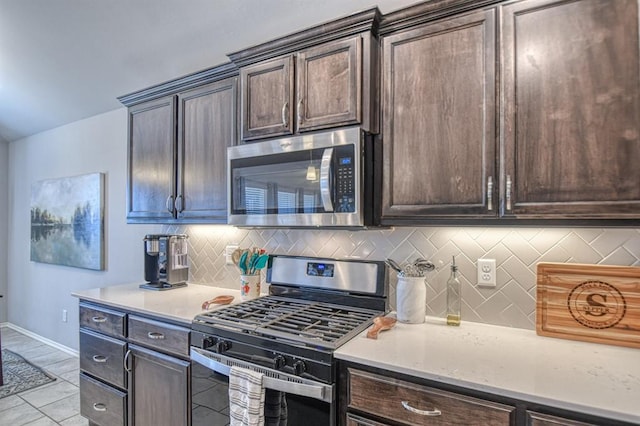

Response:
(202, 336), (215, 349)
(214, 340), (230, 353)
(293, 360), (306, 376)
(273, 355), (286, 370)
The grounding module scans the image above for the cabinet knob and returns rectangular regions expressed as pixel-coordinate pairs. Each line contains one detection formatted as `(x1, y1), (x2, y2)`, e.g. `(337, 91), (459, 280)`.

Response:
(92, 355), (108, 363)
(281, 102), (289, 128)
(487, 176), (494, 211)
(401, 401), (442, 416)
(147, 331), (165, 340)
(93, 403), (107, 412)
(297, 98), (304, 125)
(175, 194), (184, 213)
(166, 195), (175, 214)
(505, 175), (512, 211)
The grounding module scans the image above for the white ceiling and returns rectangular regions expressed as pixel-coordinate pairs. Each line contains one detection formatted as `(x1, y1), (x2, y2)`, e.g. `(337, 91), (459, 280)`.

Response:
(0, 0), (420, 144)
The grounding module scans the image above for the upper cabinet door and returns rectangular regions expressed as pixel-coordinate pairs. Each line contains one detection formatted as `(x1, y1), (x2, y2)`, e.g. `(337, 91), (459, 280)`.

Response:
(127, 96), (177, 222)
(296, 37), (361, 132)
(502, 0), (640, 218)
(241, 56), (294, 140)
(381, 9), (497, 221)
(177, 77), (238, 222)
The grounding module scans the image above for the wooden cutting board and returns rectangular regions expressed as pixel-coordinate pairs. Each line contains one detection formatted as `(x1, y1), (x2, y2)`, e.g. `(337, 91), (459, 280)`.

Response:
(536, 262), (640, 349)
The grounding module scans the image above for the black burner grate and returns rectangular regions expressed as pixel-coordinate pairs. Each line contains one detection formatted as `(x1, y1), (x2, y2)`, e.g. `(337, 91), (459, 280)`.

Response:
(194, 296), (381, 350)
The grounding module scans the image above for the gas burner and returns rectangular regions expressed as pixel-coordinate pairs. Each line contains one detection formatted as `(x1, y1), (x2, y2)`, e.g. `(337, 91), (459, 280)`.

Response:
(194, 295), (382, 350)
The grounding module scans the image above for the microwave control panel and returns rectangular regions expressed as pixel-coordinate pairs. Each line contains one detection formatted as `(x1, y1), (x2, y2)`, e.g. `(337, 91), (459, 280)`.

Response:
(334, 145), (356, 213)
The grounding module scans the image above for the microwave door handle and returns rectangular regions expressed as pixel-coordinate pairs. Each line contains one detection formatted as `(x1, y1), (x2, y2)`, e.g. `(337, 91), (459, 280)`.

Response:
(320, 148), (334, 212)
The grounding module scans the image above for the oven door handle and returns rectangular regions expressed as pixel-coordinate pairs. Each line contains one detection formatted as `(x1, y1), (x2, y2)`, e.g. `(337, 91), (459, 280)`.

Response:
(319, 148), (334, 212)
(190, 347), (332, 403)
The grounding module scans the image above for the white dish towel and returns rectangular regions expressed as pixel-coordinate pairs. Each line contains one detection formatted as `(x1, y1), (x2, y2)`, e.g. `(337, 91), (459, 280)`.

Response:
(229, 366), (265, 426)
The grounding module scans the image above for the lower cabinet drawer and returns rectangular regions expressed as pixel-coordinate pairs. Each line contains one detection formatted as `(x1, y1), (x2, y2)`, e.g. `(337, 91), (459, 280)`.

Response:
(526, 411), (596, 426)
(347, 413), (391, 426)
(348, 368), (515, 425)
(80, 373), (127, 426)
(128, 315), (190, 357)
(79, 329), (126, 389)
(79, 303), (126, 339)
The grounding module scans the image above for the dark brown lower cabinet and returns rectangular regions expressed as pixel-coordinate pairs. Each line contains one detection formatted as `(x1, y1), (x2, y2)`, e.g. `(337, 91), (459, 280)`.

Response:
(339, 361), (634, 426)
(128, 344), (190, 426)
(345, 367), (515, 425)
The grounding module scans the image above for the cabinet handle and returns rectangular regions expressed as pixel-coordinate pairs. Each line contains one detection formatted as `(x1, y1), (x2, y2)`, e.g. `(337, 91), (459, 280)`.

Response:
(297, 98), (304, 125)
(487, 176), (494, 211)
(281, 102), (289, 128)
(166, 195), (174, 214)
(91, 316), (107, 323)
(506, 175), (512, 211)
(93, 403), (107, 412)
(401, 401), (442, 416)
(147, 331), (165, 340)
(92, 355), (107, 363)
(124, 349), (132, 373)
(175, 194), (184, 213)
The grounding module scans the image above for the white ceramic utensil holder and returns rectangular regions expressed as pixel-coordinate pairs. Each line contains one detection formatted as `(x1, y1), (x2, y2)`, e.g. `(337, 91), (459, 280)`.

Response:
(396, 275), (426, 324)
(240, 274), (261, 301)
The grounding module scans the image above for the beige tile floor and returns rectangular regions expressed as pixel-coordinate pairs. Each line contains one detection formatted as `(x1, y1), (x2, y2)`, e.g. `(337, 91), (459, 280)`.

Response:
(0, 326), (88, 426)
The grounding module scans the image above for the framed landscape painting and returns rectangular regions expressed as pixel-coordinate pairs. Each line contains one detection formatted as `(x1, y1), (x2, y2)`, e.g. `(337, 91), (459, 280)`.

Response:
(30, 172), (105, 270)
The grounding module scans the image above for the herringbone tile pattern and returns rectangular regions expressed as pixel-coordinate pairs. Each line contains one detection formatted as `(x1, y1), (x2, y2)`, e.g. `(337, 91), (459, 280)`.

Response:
(167, 225), (640, 330)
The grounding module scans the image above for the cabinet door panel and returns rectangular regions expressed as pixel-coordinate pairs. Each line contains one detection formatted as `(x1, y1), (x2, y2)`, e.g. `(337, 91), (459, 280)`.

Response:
(127, 96), (177, 222)
(502, 0), (640, 217)
(297, 37), (361, 132)
(381, 9), (496, 220)
(241, 56), (294, 140)
(177, 77), (237, 222)
(128, 344), (190, 426)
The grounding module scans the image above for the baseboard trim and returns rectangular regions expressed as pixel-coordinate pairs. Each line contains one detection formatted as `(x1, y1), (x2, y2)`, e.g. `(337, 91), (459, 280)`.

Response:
(1, 322), (78, 357)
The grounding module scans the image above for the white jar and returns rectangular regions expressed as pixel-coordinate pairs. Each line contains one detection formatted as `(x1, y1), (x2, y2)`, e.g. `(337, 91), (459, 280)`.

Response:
(396, 275), (426, 324)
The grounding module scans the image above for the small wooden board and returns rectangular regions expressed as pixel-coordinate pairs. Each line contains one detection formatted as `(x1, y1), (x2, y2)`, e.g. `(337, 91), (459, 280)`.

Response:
(536, 262), (640, 349)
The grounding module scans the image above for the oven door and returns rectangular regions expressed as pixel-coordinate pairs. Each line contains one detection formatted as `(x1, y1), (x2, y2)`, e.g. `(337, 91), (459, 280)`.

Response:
(191, 347), (335, 426)
(227, 127), (363, 228)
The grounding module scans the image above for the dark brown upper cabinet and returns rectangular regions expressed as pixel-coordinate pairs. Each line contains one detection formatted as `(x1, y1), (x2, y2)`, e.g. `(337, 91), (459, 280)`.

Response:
(502, 0), (640, 219)
(126, 96), (177, 222)
(230, 8), (381, 142)
(380, 0), (640, 224)
(177, 77), (237, 222)
(240, 35), (369, 141)
(240, 56), (295, 139)
(381, 8), (497, 222)
(120, 64), (238, 224)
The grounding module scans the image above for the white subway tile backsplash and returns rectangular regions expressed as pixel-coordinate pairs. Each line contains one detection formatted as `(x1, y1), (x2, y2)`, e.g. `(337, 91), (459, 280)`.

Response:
(175, 225), (640, 331)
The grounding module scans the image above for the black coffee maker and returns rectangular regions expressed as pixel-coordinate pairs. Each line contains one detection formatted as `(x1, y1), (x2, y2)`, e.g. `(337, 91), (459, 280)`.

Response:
(140, 234), (189, 291)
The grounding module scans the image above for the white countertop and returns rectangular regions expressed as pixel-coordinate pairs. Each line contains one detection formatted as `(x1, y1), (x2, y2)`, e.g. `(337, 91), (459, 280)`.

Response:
(335, 316), (640, 424)
(72, 283), (243, 325)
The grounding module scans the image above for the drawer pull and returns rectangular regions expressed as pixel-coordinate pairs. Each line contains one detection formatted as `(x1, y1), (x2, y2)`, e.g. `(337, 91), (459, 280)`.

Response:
(93, 403), (107, 412)
(147, 332), (165, 340)
(91, 316), (107, 323)
(401, 401), (442, 417)
(124, 349), (132, 373)
(92, 355), (107, 363)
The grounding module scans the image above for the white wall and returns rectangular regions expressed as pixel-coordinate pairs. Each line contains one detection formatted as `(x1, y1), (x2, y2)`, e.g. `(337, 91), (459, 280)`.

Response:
(7, 109), (160, 350)
(0, 141), (8, 322)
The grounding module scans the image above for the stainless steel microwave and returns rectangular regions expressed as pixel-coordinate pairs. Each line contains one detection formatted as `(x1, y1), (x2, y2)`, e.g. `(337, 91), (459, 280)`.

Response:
(227, 127), (379, 228)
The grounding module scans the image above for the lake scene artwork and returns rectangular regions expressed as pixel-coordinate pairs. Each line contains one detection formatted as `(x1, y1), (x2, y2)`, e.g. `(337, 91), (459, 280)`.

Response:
(31, 173), (104, 270)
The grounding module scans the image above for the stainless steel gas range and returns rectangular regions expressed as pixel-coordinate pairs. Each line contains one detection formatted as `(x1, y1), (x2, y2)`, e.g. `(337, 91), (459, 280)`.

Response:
(190, 255), (388, 426)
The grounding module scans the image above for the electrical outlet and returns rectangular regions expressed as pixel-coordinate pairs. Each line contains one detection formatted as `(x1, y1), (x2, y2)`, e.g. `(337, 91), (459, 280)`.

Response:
(477, 259), (496, 287)
(62, 309), (68, 322)
(225, 245), (239, 265)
